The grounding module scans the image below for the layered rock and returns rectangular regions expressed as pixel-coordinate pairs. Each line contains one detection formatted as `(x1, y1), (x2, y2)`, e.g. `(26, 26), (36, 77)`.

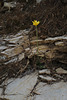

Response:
(0, 29), (67, 81)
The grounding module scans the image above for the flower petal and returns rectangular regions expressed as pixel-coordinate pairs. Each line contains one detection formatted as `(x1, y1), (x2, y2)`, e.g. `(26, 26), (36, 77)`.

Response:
(32, 20), (40, 26)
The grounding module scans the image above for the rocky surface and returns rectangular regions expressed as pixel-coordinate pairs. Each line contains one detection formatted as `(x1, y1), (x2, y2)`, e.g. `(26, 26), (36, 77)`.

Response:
(0, 72), (38, 100)
(0, 73), (67, 100)
(0, 0), (67, 81)
(0, 30), (67, 65)
(56, 67), (67, 74)
(0, 30), (30, 65)
(0, 29), (67, 83)
(31, 81), (67, 100)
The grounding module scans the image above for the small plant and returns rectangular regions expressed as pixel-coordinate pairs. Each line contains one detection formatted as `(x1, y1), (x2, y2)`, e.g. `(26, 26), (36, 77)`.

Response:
(38, 65), (44, 69)
(32, 20), (40, 55)
(32, 20), (42, 69)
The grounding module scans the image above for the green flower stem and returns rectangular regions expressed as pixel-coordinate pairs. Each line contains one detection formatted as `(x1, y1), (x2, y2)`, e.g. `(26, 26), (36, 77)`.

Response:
(36, 26), (38, 55)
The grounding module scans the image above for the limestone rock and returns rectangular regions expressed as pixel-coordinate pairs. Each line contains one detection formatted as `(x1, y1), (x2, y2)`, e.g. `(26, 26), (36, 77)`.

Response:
(0, 30), (67, 80)
(8, 36), (23, 44)
(0, 46), (7, 51)
(1, 46), (23, 58)
(45, 49), (55, 59)
(4, 57), (18, 64)
(45, 35), (67, 43)
(0, 53), (8, 63)
(32, 45), (49, 54)
(18, 53), (25, 61)
(39, 69), (50, 75)
(28, 45), (49, 58)
(53, 74), (63, 79)
(55, 41), (65, 46)
(0, 72), (38, 100)
(32, 82), (67, 100)
(8, 44), (16, 47)
(39, 75), (56, 82)
(30, 39), (44, 46)
(56, 67), (67, 74)
(44, 35), (67, 65)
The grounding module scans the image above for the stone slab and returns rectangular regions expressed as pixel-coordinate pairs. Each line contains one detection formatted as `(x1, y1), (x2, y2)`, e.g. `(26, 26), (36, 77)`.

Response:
(32, 81), (67, 100)
(0, 72), (38, 100)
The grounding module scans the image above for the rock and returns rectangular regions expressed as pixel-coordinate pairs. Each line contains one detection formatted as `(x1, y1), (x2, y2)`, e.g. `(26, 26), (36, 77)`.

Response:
(45, 49), (55, 59)
(43, 35), (67, 65)
(0, 46), (7, 51)
(45, 35), (67, 43)
(8, 44), (16, 47)
(1, 46), (23, 57)
(0, 30), (67, 80)
(54, 46), (67, 53)
(39, 69), (50, 75)
(56, 67), (67, 74)
(55, 41), (65, 46)
(14, 30), (29, 37)
(21, 39), (29, 49)
(31, 40), (44, 46)
(18, 53), (25, 61)
(4, 57), (18, 64)
(25, 48), (31, 55)
(28, 45), (49, 58)
(53, 74), (63, 79)
(0, 54), (8, 63)
(0, 30), (30, 78)
(39, 75), (56, 82)
(8, 36), (23, 44)
(32, 82), (67, 100)
(32, 45), (49, 54)
(0, 72), (38, 100)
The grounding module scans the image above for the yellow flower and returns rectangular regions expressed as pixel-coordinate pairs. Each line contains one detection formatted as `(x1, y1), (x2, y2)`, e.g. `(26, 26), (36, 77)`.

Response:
(32, 20), (40, 26)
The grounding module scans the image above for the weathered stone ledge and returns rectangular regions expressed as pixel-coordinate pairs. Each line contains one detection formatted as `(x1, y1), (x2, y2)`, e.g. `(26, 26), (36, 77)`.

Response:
(0, 30), (67, 80)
